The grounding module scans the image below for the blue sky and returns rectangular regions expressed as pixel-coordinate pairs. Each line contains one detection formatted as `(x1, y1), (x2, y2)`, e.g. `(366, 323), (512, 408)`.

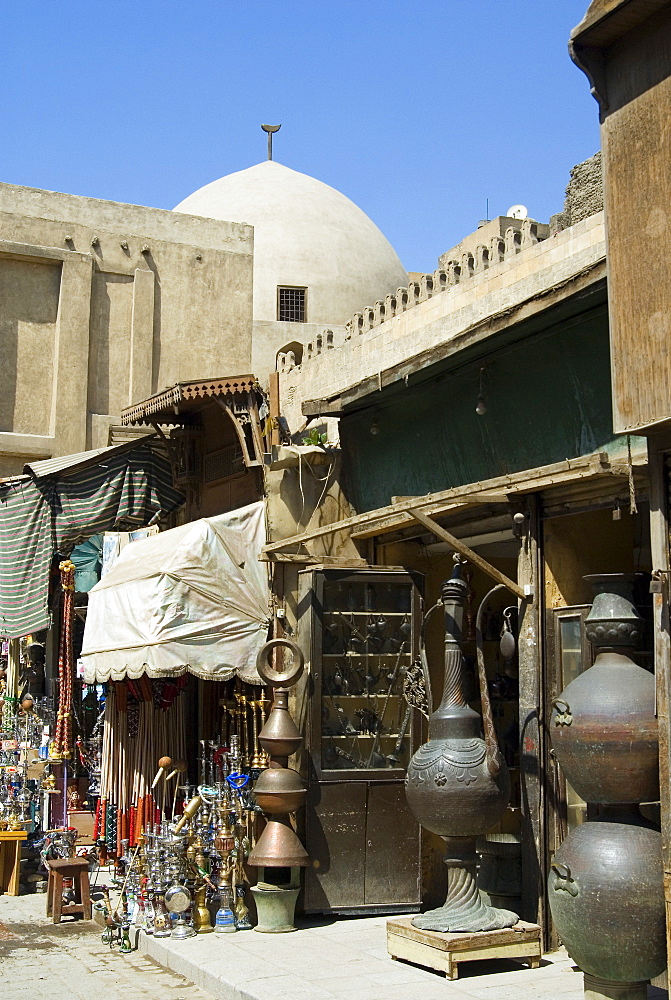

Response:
(0, 2), (599, 272)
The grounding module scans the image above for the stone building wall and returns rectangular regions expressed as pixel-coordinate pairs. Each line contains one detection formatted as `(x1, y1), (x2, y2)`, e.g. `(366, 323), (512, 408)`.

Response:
(279, 212), (607, 435)
(0, 183), (254, 476)
(550, 151), (603, 233)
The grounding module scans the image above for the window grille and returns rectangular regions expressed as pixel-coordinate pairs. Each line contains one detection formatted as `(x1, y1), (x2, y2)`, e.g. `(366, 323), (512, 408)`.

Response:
(204, 443), (244, 483)
(278, 286), (307, 323)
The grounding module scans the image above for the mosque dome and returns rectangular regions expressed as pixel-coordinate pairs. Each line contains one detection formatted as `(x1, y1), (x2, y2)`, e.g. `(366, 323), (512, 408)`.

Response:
(174, 161), (407, 329)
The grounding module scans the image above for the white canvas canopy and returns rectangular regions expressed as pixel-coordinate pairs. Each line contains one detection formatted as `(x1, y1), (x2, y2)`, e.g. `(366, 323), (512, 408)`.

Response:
(80, 502), (271, 683)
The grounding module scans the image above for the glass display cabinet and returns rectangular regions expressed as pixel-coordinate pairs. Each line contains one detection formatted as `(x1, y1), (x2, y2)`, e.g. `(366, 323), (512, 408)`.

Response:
(546, 605), (594, 869)
(297, 567), (423, 914)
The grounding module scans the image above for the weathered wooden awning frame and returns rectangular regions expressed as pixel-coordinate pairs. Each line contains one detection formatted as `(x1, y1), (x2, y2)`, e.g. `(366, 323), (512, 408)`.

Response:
(261, 452), (646, 596)
(121, 375), (266, 469)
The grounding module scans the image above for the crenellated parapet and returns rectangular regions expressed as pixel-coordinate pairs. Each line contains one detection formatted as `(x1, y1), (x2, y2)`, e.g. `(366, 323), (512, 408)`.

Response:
(276, 211), (605, 434)
(276, 220), (547, 372)
(342, 220), (544, 341)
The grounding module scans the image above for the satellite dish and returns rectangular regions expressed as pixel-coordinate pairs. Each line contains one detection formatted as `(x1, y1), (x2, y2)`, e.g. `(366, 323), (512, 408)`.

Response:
(507, 204), (528, 220)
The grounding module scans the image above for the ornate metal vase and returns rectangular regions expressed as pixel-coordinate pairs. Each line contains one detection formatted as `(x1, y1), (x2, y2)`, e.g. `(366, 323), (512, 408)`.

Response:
(405, 563), (518, 932)
(550, 808), (664, 987)
(549, 574), (665, 998)
(551, 574), (658, 805)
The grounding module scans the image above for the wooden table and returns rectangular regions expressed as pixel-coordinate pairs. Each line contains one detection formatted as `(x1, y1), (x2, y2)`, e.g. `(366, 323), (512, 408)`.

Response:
(387, 916), (542, 980)
(0, 830), (28, 896)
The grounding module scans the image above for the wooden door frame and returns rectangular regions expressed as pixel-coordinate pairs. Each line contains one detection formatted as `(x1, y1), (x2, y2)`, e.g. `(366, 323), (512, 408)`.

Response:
(517, 493), (546, 936)
(543, 603), (593, 950)
(648, 434), (671, 978)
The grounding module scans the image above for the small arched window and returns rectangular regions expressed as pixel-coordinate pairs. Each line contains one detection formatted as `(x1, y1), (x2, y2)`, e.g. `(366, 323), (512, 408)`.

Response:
(277, 341), (304, 367)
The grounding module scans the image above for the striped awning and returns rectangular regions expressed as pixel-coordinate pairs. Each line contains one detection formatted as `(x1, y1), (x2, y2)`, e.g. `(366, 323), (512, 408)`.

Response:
(0, 442), (184, 639)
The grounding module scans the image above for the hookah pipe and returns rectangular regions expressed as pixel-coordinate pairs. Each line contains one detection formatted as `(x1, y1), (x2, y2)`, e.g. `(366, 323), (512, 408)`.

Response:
(165, 760), (187, 819)
(174, 793), (203, 834)
(249, 696), (265, 772)
(199, 740), (209, 786)
(111, 841), (142, 922)
(233, 687), (249, 768)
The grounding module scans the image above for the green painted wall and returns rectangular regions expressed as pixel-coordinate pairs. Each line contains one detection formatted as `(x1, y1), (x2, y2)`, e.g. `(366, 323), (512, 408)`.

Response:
(339, 305), (634, 512)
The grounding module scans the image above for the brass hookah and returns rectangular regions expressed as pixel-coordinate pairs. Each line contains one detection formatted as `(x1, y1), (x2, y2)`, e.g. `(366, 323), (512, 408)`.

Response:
(234, 684), (249, 768)
(250, 690), (270, 773)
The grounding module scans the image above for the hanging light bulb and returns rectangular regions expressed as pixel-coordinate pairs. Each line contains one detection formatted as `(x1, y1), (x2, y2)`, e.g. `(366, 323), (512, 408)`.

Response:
(475, 365), (487, 416)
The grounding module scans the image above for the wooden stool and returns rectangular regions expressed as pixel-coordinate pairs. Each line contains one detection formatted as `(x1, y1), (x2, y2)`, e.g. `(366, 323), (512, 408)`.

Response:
(46, 858), (92, 923)
(0, 831), (28, 896)
(387, 917), (542, 981)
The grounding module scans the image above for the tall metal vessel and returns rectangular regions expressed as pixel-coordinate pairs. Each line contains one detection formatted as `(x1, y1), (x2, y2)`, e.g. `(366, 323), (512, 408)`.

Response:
(549, 574), (665, 1000)
(405, 560), (518, 932)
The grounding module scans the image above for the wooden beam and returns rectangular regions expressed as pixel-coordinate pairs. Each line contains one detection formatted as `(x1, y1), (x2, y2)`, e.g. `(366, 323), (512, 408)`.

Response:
(351, 499), (507, 541)
(213, 395), (261, 467)
(261, 453), (610, 556)
(268, 372), (281, 447)
(246, 390), (266, 464)
(404, 508), (525, 600)
(259, 552), (368, 566)
(647, 436), (671, 978)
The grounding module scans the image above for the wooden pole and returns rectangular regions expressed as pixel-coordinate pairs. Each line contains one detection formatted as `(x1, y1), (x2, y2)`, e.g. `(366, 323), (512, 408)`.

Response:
(516, 494), (545, 937)
(648, 434), (671, 980)
(404, 508), (525, 600)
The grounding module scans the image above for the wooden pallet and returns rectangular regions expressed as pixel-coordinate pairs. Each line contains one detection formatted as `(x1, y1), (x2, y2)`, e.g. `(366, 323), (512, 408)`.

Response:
(387, 916), (542, 981)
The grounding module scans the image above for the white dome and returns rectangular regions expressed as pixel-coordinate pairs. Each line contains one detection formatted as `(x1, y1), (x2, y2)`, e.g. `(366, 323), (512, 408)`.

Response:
(174, 161), (407, 327)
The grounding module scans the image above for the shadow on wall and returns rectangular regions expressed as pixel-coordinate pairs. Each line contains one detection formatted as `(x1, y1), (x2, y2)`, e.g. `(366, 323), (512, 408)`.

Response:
(0, 257), (61, 436)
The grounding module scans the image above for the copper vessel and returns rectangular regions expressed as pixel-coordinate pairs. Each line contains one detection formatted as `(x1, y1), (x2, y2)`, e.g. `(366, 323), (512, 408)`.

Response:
(551, 574), (658, 804)
(248, 639), (309, 869)
(549, 807), (664, 984)
(255, 690), (302, 762)
(548, 574), (665, 996)
(253, 766), (307, 814)
(405, 562), (517, 932)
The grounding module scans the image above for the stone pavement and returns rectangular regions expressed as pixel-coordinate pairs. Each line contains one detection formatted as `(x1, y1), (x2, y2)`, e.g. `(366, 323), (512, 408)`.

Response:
(0, 892), (214, 1000)
(138, 912), (668, 1000)
(1, 892), (668, 1000)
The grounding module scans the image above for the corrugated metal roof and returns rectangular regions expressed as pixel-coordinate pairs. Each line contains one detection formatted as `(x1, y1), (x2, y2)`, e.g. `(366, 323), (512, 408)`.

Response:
(24, 434), (157, 479)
